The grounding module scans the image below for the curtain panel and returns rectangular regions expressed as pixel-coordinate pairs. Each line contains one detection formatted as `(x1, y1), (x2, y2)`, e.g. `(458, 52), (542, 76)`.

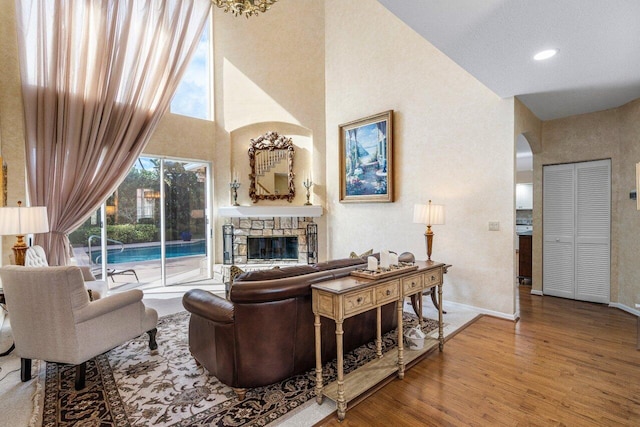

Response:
(15, 0), (211, 265)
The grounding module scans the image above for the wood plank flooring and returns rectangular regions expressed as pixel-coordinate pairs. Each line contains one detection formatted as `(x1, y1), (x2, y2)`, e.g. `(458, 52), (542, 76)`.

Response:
(316, 286), (640, 426)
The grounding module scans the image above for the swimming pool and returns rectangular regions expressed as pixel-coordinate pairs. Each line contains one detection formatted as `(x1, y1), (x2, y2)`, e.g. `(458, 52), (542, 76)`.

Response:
(92, 240), (206, 264)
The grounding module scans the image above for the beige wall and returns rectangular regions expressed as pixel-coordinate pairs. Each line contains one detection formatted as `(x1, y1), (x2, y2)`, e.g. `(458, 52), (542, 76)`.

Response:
(211, 1), (327, 262)
(514, 99), (542, 300)
(618, 100), (640, 309)
(325, 0), (517, 317)
(535, 99), (640, 310)
(0, 0), (28, 259)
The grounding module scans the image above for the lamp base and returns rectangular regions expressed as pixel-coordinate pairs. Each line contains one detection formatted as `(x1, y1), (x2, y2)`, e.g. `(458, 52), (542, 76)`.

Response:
(12, 235), (28, 266)
(425, 227), (434, 261)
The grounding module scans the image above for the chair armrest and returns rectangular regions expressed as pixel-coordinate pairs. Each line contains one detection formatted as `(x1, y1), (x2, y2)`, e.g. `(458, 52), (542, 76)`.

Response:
(79, 266), (96, 281)
(183, 289), (234, 324)
(74, 289), (144, 323)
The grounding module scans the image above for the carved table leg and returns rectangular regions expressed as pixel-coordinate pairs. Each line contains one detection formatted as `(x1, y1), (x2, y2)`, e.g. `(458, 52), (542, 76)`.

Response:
(438, 283), (444, 351)
(418, 291), (423, 330)
(336, 320), (346, 420)
(314, 313), (324, 404)
(397, 299), (405, 379)
(376, 306), (382, 358)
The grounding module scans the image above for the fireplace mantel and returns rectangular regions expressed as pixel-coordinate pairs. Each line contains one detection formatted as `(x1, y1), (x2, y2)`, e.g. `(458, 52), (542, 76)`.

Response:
(218, 205), (323, 218)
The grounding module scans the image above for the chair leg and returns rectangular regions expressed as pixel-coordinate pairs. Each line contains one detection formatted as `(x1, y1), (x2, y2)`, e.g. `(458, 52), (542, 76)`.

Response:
(21, 358), (32, 382)
(75, 362), (86, 390)
(148, 328), (158, 350)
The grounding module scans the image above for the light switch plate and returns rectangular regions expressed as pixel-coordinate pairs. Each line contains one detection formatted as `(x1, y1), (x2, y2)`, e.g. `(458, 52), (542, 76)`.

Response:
(488, 221), (500, 231)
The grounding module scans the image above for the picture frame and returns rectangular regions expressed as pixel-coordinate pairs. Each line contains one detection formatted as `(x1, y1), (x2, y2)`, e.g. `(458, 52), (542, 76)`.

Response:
(636, 162), (640, 211)
(339, 110), (394, 203)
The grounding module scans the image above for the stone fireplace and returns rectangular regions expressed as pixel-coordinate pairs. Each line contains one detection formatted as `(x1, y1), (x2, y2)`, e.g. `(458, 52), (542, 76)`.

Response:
(227, 216), (315, 264)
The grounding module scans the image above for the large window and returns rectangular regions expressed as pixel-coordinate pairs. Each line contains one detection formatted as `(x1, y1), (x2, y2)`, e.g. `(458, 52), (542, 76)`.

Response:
(170, 15), (212, 120)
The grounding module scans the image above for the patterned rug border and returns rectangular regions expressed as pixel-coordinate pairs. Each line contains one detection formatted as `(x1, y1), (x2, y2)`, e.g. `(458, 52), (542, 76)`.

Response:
(42, 311), (439, 427)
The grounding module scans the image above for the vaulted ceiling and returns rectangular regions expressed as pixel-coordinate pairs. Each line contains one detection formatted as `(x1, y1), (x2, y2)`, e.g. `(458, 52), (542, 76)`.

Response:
(378, 0), (640, 122)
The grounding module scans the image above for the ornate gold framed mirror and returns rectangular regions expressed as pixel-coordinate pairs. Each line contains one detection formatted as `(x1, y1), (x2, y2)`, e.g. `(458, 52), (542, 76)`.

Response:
(249, 131), (295, 203)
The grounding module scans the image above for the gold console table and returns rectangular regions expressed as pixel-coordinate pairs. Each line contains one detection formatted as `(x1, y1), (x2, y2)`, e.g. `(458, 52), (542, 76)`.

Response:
(311, 260), (446, 420)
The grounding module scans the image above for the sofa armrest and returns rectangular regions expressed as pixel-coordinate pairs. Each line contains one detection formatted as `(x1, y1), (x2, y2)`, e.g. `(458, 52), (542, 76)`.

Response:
(183, 289), (234, 324)
(74, 289), (143, 323)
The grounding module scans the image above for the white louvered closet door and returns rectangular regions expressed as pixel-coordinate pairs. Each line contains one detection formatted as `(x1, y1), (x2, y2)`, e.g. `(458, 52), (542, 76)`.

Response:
(543, 160), (610, 303)
(543, 163), (576, 299)
(575, 160), (610, 303)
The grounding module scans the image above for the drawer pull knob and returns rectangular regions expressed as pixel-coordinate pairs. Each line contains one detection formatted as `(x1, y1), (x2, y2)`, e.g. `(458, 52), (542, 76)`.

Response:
(386, 290), (391, 296)
(412, 282), (416, 286)
(357, 297), (363, 303)
(431, 276), (435, 280)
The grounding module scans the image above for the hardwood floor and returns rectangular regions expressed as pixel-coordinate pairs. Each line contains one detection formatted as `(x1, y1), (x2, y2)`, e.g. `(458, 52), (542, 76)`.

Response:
(316, 286), (640, 426)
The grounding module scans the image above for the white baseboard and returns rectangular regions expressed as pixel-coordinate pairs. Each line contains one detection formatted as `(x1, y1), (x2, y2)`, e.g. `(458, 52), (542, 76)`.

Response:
(530, 289), (544, 296)
(608, 302), (640, 317)
(445, 300), (517, 321)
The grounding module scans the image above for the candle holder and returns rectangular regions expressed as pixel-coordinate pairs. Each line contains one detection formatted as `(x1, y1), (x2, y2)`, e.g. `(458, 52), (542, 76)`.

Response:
(303, 178), (313, 206)
(229, 179), (241, 206)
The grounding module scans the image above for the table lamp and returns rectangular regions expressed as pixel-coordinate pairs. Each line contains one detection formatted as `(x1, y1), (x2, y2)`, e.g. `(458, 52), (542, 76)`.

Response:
(413, 200), (445, 261)
(0, 201), (50, 265)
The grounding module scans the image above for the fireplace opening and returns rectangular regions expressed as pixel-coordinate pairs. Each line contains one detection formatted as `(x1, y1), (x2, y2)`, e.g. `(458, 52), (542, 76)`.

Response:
(248, 236), (298, 261)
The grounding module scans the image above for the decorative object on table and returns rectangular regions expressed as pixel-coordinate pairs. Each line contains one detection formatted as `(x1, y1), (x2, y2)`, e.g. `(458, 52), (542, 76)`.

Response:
(398, 252), (415, 264)
(380, 250), (390, 269)
(350, 263), (418, 280)
(367, 256), (378, 272)
(303, 174), (313, 205)
(413, 200), (445, 261)
(339, 110), (394, 203)
(306, 222), (318, 264)
(249, 131), (295, 203)
(0, 201), (49, 266)
(229, 176), (241, 206)
(350, 248), (373, 259)
(389, 252), (399, 266)
(211, 0), (278, 18)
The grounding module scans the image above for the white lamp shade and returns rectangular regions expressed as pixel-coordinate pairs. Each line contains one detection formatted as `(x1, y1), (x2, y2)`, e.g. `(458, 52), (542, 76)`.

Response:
(413, 203), (445, 226)
(0, 206), (49, 235)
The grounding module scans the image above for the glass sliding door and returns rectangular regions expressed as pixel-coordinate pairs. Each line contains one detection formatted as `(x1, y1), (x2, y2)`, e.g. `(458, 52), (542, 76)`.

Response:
(163, 159), (209, 285)
(70, 156), (211, 288)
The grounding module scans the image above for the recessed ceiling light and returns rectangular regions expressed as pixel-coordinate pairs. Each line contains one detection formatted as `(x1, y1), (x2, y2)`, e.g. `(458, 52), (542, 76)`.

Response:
(533, 49), (558, 61)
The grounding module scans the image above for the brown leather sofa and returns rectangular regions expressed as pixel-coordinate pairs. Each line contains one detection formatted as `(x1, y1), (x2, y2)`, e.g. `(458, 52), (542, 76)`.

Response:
(182, 257), (398, 399)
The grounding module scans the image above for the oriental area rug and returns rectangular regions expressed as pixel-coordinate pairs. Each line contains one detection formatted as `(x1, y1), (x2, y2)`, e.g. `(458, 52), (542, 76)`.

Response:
(41, 311), (438, 426)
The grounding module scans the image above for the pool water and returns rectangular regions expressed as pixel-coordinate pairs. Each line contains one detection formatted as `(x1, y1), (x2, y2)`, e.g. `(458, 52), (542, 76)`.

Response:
(92, 240), (206, 264)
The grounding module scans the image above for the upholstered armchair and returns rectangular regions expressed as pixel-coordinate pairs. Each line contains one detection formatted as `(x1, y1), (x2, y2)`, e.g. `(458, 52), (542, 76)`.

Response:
(24, 245), (106, 299)
(0, 265), (158, 390)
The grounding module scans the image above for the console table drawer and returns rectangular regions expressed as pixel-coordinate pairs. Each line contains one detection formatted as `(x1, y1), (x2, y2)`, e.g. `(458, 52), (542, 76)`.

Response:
(423, 270), (442, 287)
(402, 274), (423, 294)
(374, 280), (399, 304)
(344, 289), (374, 316)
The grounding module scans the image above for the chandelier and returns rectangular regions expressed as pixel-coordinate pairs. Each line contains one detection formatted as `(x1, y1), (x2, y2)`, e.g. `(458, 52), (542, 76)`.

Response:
(211, 0), (278, 18)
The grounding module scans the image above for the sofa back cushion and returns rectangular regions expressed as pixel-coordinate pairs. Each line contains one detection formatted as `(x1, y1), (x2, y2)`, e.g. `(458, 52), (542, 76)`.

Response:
(234, 265), (318, 282)
(314, 257), (365, 271)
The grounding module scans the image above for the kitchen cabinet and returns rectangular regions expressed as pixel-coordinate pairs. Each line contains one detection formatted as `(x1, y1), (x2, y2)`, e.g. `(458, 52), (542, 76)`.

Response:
(516, 183), (533, 210)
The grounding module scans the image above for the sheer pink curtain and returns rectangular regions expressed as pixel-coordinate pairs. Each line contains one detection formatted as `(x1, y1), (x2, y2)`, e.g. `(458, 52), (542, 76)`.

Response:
(15, 0), (211, 265)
